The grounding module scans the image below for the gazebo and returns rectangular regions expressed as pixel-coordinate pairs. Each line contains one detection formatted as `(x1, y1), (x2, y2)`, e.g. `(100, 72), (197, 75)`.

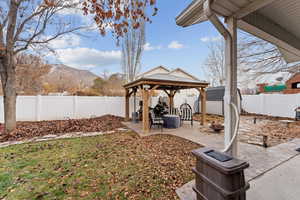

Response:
(123, 73), (209, 133)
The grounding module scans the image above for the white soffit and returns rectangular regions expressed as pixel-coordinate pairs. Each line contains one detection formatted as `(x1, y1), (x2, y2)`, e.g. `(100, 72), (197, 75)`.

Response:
(176, 0), (300, 63)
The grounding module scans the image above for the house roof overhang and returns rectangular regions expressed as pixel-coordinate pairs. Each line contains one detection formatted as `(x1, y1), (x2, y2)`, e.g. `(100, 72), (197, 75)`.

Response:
(176, 0), (300, 63)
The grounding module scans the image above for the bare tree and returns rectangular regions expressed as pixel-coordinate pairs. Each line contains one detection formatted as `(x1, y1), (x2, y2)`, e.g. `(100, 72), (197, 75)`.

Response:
(0, 0), (83, 133)
(203, 32), (299, 87)
(238, 32), (289, 77)
(121, 19), (145, 82)
(15, 53), (51, 95)
(202, 41), (226, 86)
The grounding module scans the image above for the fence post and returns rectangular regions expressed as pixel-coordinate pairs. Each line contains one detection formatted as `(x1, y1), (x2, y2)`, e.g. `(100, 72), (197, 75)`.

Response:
(73, 96), (78, 119)
(36, 95), (42, 121)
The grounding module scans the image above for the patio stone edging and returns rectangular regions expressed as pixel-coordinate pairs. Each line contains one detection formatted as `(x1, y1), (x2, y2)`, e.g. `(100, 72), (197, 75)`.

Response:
(0, 127), (130, 148)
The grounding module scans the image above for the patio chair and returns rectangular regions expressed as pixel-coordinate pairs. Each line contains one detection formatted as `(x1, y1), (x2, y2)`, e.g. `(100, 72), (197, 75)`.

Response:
(169, 107), (182, 125)
(180, 103), (193, 126)
(149, 110), (164, 131)
(169, 107), (180, 116)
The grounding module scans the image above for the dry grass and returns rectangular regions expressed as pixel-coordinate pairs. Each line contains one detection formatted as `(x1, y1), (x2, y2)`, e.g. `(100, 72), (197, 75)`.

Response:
(0, 132), (201, 200)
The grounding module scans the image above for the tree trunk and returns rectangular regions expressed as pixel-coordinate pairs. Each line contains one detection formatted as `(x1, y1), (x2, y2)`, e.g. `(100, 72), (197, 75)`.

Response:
(3, 86), (16, 133)
(0, 53), (17, 134)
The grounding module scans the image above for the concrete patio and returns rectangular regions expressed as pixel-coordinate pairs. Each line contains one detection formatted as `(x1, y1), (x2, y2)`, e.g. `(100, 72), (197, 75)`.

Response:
(123, 121), (300, 200)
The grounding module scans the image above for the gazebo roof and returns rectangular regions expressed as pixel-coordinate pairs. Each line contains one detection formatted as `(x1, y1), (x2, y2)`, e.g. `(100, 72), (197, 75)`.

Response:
(123, 73), (209, 90)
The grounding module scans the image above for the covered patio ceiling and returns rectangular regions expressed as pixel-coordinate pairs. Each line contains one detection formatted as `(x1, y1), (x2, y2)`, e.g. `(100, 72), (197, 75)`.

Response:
(176, 0), (300, 63)
(176, 0), (300, 156)
(123, 73), (209, 133)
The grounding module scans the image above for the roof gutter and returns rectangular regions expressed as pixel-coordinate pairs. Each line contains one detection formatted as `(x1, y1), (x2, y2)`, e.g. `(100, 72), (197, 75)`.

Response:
(176, 0), (207, 27)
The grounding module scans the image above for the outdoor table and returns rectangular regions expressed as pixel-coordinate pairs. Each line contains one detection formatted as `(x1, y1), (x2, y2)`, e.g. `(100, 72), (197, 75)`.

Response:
(162, 114), (180, 129)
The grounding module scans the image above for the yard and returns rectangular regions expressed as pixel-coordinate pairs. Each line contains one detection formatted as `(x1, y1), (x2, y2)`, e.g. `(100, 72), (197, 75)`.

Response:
(1, 112), (299, 200)
(0, 131), (200, 200)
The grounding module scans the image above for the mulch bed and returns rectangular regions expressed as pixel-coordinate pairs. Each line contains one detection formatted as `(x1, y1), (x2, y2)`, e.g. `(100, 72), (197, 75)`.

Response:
(241, 111), (295, 121)
(0, 115), (125, 143)
(194, 113), (300, 147)
(258, 121), (300, 146)
(193, 113), (224, 124)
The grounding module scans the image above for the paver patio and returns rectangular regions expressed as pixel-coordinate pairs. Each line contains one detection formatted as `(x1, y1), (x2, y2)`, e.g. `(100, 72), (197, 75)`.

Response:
(123, 121), (300, 200)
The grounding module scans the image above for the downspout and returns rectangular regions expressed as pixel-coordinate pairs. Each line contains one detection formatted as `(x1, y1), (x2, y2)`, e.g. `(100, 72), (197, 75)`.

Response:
(203, 0), (232, 43)
(203, 0), (240, 154)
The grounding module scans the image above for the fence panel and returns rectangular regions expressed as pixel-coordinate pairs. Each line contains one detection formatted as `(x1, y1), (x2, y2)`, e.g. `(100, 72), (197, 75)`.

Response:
(6, 94), (294, 122)
(242, 94), (300, 118)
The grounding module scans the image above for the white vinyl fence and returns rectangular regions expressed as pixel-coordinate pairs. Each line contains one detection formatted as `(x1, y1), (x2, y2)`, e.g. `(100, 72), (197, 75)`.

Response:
(0, 96), (136, 122)
(0, 95), (198, 122)
(2, 94), (296, 122)
(242, 94), (300, 118)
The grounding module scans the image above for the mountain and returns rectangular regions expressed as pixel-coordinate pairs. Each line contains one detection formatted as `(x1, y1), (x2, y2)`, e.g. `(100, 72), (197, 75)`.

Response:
(43, 64), (99, 89)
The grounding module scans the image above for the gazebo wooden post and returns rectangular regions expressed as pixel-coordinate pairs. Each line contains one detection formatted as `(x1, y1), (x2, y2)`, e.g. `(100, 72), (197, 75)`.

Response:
(125, 89), (130, 121)
(169, 90), (175, 110)
(142, 87), (150, 133)
(200, 88), (206, 125)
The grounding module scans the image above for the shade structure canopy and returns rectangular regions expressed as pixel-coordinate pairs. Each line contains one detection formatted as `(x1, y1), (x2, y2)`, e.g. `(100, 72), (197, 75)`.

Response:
(123, 73), (209, 90)
(176, 0), (300, 63)
(123, 73), (209, 133)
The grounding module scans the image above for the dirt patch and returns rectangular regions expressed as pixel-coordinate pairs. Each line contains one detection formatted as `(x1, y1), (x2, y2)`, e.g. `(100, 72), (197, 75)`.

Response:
(194, 113), (300, 147)
(240, 118), (300, 147)
(0, 115), (125, 142)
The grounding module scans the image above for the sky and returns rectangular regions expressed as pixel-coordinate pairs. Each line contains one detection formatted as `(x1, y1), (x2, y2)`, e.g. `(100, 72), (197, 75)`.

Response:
(49, 1), (222, 81)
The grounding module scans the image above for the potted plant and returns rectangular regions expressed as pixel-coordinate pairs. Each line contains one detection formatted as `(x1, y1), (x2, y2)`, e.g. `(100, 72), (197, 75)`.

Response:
(210, 121), (224, 133)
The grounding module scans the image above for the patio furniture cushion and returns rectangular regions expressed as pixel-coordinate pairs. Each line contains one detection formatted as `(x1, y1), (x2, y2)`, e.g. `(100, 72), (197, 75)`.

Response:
(162, 114), (181, 129)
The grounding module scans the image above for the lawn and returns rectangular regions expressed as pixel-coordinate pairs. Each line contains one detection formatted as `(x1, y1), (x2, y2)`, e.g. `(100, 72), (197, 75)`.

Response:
(0, 131), (201, 200)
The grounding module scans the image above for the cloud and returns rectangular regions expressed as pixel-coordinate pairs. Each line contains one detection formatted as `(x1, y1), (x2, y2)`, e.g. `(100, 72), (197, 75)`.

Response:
(57, 0), (82, 16)
(143, 43), (162, 51)
(49, 34), (81, 49)
(168, 41), (184, 49)
(55, 48), (121, 69)
(200, 36), (222, 42)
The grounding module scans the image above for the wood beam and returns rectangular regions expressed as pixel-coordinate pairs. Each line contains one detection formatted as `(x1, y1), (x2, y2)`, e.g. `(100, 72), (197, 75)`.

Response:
(150, 85), (159, 92)
(232, 0), (277, 19)
(238, 12), (300, 59)
(169, 90), (175, 109)
(200, 88), (206, 126)
(163, 89), (170, 96)
(142, 89), (150, 133)
(125, 89), (130, 121)
(128, 90), (134, 97)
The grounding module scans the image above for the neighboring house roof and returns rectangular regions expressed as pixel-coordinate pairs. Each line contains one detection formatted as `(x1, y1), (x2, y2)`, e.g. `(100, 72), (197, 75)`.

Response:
(142, 73), (204, 84)
(137, 66), (200, 81)
(168, 68), (200, 81)
(137, 66), (170, 79)
(286, 72), (300, 83)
